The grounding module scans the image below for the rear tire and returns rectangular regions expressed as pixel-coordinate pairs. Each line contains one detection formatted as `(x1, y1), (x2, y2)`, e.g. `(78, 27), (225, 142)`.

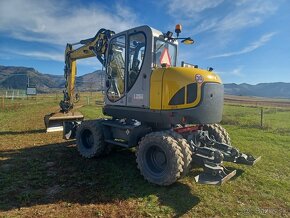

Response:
(136, 131), (184, 186)
(76, 120), (106, 158)
(202, 124), (231, 144)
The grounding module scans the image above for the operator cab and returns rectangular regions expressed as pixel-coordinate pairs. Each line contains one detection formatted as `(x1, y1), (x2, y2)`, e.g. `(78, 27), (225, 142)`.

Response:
(105, 25), (178, 108)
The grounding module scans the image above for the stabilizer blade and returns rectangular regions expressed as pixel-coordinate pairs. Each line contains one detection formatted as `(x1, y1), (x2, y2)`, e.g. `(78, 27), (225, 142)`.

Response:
(235, 154), (261, 165)
(194, 162), (236, 185)
(44, 111), (84, 132)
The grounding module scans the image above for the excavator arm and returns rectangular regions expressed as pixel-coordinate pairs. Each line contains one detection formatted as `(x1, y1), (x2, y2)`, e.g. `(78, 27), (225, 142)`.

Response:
(44, 28), (115, 132)
(60, 28), (115, 112)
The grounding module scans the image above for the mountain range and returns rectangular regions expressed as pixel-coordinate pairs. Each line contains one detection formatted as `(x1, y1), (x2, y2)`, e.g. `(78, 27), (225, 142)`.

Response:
(0, 65), (289, 98)
(0, 65), (105, 93)
(224, 83), (290, 98)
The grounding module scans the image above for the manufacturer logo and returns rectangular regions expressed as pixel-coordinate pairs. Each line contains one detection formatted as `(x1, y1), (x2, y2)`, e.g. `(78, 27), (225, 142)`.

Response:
(195, 74), (203, 83)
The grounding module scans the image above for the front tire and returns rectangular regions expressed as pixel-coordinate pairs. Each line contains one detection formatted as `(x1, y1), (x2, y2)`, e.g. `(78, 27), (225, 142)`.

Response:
(76, 120), (106, 158)
(136, 131), (184, 186)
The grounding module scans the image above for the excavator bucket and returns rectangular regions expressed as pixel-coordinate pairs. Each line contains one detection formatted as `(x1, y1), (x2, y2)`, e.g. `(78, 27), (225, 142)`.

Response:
(44, 111), (84, 132)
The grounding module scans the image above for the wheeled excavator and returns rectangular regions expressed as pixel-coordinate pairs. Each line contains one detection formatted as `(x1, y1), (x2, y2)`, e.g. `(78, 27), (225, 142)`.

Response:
(44, 25), (260, 185)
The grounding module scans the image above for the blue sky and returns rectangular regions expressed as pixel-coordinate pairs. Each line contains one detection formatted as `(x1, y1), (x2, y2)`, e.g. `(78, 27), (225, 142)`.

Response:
(0, 0), (289, 84)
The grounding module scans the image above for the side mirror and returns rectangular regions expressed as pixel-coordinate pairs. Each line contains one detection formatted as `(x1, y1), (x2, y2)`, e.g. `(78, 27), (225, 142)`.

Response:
(181, 37), (194, 45)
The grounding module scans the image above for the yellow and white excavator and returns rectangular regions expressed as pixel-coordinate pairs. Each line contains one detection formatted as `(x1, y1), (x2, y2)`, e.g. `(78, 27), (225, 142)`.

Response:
(45, 25), (260, 186)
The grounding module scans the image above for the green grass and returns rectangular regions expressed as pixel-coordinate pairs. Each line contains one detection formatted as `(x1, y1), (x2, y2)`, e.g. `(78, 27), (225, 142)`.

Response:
(78, 105), (104, 120)
(222, 104), (290, 135)
(0, 93), (289, 217)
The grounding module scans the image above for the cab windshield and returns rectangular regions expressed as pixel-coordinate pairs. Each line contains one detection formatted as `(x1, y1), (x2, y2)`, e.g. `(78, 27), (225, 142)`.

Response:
(154, 39), (177, 67)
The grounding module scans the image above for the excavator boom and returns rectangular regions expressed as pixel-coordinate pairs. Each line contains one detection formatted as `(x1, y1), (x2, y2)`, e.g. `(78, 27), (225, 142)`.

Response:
(44, 28), (115, 133)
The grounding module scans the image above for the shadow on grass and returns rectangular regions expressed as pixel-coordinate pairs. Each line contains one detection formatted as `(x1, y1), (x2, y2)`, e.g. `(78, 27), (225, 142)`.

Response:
(0, 129), (45, 135)
(0, 141), (200, 216)
(230, 168), (244, 181)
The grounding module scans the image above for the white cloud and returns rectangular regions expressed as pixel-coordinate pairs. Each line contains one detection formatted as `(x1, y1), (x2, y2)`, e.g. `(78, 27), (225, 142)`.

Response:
(166, 0), (280, 61)
(230, 68), (243, 77)
(192, 18), (219, 35)
(168, 0), (224, 16)
(216, 67), (244, 77)
(0, 0), (138, 68)
(209, 32), (277, 58)
(8, 49), (101, 68)
(214, 1), (278, 33)
(0, 0), (138, 45)
(12, 51), (63, 62)
(190, 0), (279, 35)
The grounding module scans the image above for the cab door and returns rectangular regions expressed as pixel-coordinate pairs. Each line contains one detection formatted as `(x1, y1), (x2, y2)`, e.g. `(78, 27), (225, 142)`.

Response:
(105, 34), (127, 106)
(126, 29), (150, 108)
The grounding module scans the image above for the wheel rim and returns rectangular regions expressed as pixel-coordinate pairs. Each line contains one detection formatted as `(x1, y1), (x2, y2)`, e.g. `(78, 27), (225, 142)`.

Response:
(81, 129), (94, 149)
(145, 145), (167, 174)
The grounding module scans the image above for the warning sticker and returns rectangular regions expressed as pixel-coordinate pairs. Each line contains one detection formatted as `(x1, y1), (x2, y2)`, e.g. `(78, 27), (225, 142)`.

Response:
(159, 48), (171, 67)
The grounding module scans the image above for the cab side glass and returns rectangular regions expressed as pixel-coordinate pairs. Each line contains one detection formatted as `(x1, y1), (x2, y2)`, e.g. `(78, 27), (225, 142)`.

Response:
(106, 35), (126, 102)
(128, 32), (146, 90)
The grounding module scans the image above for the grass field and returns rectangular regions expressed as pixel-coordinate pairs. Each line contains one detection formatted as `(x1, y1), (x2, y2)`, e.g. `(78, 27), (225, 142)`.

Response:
(0, 93), (289, 217)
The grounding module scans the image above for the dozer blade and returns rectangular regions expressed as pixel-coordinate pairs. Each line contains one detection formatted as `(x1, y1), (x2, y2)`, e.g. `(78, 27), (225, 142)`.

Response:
(194, 162), (237, 185)
(44, 111), (84, 132)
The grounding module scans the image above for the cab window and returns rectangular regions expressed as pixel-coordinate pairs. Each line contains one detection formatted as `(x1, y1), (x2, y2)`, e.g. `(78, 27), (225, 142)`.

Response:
(154, 39), (177, 67)
(128, 32), (146, 90)
(106, 35), (126, 102)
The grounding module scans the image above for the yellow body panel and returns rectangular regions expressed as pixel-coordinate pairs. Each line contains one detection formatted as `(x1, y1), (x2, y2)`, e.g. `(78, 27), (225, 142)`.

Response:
(150, 68), (166, 109)
(68, 60), (77, 101)
(150, 67), (221, 110)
